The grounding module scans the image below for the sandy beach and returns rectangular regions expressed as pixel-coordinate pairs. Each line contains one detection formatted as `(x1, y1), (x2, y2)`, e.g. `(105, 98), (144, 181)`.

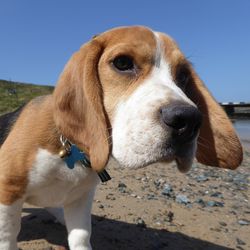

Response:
(17, 145), (250, 250)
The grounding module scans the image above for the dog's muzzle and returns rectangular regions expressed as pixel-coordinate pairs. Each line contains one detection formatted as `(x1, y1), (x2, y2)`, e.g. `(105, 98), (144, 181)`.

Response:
(160, 102), (203, 172)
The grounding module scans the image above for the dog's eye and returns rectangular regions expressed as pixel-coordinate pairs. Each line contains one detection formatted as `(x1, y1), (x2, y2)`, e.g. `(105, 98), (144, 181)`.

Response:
(113, 56), (134, 71)
(176, 66), (191, 90)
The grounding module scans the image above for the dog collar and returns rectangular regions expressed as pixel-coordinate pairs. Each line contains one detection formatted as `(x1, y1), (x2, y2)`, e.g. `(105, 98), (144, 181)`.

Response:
(59, 135), (111, 182)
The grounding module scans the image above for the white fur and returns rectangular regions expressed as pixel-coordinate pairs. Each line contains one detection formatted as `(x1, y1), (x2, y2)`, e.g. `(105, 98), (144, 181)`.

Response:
(112, 34), (196, 168)
(0, 149), (99, 250)
(26, 149), (98, 207)
(27, 149), (98, 250)
(0, 199), (23, 250)
(64, 189), (96, 250)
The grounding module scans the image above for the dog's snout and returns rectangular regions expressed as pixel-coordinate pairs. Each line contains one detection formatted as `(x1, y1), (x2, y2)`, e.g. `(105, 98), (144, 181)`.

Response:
(160, 104), (202, 143)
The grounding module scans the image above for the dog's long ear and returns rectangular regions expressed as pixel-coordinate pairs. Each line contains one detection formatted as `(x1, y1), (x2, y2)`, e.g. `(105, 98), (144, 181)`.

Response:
(53, 40), (110, 172)
(186, 70), (243, 169)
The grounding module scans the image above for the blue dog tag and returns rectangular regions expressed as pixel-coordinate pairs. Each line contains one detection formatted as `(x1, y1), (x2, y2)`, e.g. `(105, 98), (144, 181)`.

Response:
(64, 144), (87, 169)
(62, 143), (111, 182)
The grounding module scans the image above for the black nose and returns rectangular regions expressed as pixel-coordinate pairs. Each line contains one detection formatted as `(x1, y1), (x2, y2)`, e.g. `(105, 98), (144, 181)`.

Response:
(160, 104), (202, 143)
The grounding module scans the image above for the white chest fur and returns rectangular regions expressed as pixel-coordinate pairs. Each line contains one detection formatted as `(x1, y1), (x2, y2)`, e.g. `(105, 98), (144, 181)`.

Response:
(25, 149), (99, 207)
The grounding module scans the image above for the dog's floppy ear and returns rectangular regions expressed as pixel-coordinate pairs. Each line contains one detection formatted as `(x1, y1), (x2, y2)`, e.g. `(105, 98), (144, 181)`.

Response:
(187, 70), (243, 169)
(53, 39), (110, 172)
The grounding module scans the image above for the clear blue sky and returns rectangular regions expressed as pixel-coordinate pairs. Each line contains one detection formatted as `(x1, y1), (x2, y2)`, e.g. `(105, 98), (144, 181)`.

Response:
(1, 0), (249, 102)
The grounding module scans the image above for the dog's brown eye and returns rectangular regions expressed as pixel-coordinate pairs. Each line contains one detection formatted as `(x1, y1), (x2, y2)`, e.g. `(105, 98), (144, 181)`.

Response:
(113, 56), (134, 71)
(176, 66), (190, 90)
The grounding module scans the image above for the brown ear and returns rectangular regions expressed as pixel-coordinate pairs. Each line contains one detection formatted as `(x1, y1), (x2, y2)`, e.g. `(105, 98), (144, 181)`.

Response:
(187, 71), (243, 169)
(53, 40), (110, 172)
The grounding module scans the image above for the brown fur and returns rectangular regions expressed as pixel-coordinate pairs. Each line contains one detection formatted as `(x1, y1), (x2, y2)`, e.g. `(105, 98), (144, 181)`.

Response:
(0, 96), (60, 204)
(97, 26), (157, 121)
(53, 40), (110, 173)
(188, 72), (243, 169)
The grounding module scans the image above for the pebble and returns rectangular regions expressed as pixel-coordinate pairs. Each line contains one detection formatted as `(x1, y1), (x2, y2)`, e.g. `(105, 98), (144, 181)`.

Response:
(161, 184), (173, 196)
(234, 174), (249, 185)
(210, 227), (221, 232)
(135, 217), (146, 228)
(118, 182), (127, 193)
(155, 221), (162, 226)
(210, 192), (224, 198)
(106, 193), (116, 200)
(166, 211), (174, 222)
(238, 219), (250, 225)
(219, 221), (227, 227)
(118, 182), (127, 188)
(222, 176), (234, 183)
(154, 178), (165, 188)
(236, 246), (245, 250)
(147, 194), (158, 200)
(236, 238), (246, 245)
(141, 177), (149, 182)
(175, 194), (189, 204)
(196, 175), (209, 182)
(195, 198), (206, 206)
(206, 201), (224, 207)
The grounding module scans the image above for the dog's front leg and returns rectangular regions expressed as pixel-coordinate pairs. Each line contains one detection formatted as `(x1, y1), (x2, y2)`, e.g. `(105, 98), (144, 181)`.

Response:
(64, 188), (96, 250)
(0, 199), (23, 250)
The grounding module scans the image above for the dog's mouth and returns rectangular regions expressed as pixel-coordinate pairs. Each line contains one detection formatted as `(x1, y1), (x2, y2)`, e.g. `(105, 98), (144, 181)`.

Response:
(160, 153), (194, 173)
(166, 140), (197, 173)
(175, 156), (193, 173)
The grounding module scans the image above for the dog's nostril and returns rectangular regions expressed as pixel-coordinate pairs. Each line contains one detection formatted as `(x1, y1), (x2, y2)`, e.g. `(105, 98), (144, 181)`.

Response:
(160, 104), (202, 143)
(170, 116), (187, 132)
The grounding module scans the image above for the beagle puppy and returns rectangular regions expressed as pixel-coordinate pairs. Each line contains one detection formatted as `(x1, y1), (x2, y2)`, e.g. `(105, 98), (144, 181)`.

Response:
(0, 26), (243, 250)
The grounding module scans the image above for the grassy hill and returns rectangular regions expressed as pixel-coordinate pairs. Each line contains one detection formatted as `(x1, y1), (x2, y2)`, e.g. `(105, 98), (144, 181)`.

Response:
(0, 79), (54, 115)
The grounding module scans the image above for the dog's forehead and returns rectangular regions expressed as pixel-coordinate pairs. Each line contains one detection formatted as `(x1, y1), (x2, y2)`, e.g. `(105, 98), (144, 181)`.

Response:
(97, 26), (156, 47)
(95, 26), (183, 64)
(156, 32), (184, 62)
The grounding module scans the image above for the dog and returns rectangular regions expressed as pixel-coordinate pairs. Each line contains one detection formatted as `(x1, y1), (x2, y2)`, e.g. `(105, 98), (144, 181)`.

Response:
(0, 26), (243, 250)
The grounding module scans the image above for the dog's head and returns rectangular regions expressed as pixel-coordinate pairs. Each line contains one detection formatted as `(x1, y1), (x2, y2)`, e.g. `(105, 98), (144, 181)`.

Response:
(53, 26), (243, 173)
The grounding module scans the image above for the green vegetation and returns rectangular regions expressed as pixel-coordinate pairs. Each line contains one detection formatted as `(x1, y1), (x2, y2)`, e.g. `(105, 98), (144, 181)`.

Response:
(0, 79), (54, 115)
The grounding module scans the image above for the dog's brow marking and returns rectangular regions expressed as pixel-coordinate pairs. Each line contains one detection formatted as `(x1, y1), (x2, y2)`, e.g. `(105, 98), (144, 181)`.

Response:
(154, 32), (162, 68)
(153, 32), (194, 104)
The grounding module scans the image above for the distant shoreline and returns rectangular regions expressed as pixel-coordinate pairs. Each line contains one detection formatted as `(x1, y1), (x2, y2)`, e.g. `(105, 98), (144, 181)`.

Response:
(233, 119), (250, 152)
(241, 140), (250, 152)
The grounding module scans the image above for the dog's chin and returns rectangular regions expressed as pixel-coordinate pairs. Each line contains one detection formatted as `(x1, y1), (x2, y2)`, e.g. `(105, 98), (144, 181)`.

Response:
(159, 151), (194, 173)
(175, 156), (194, 173)
(173, 142), (196, 173)
(112, 141), (196, 171)
(113, 151), (195, 173)
(162, 142), (196, 173)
